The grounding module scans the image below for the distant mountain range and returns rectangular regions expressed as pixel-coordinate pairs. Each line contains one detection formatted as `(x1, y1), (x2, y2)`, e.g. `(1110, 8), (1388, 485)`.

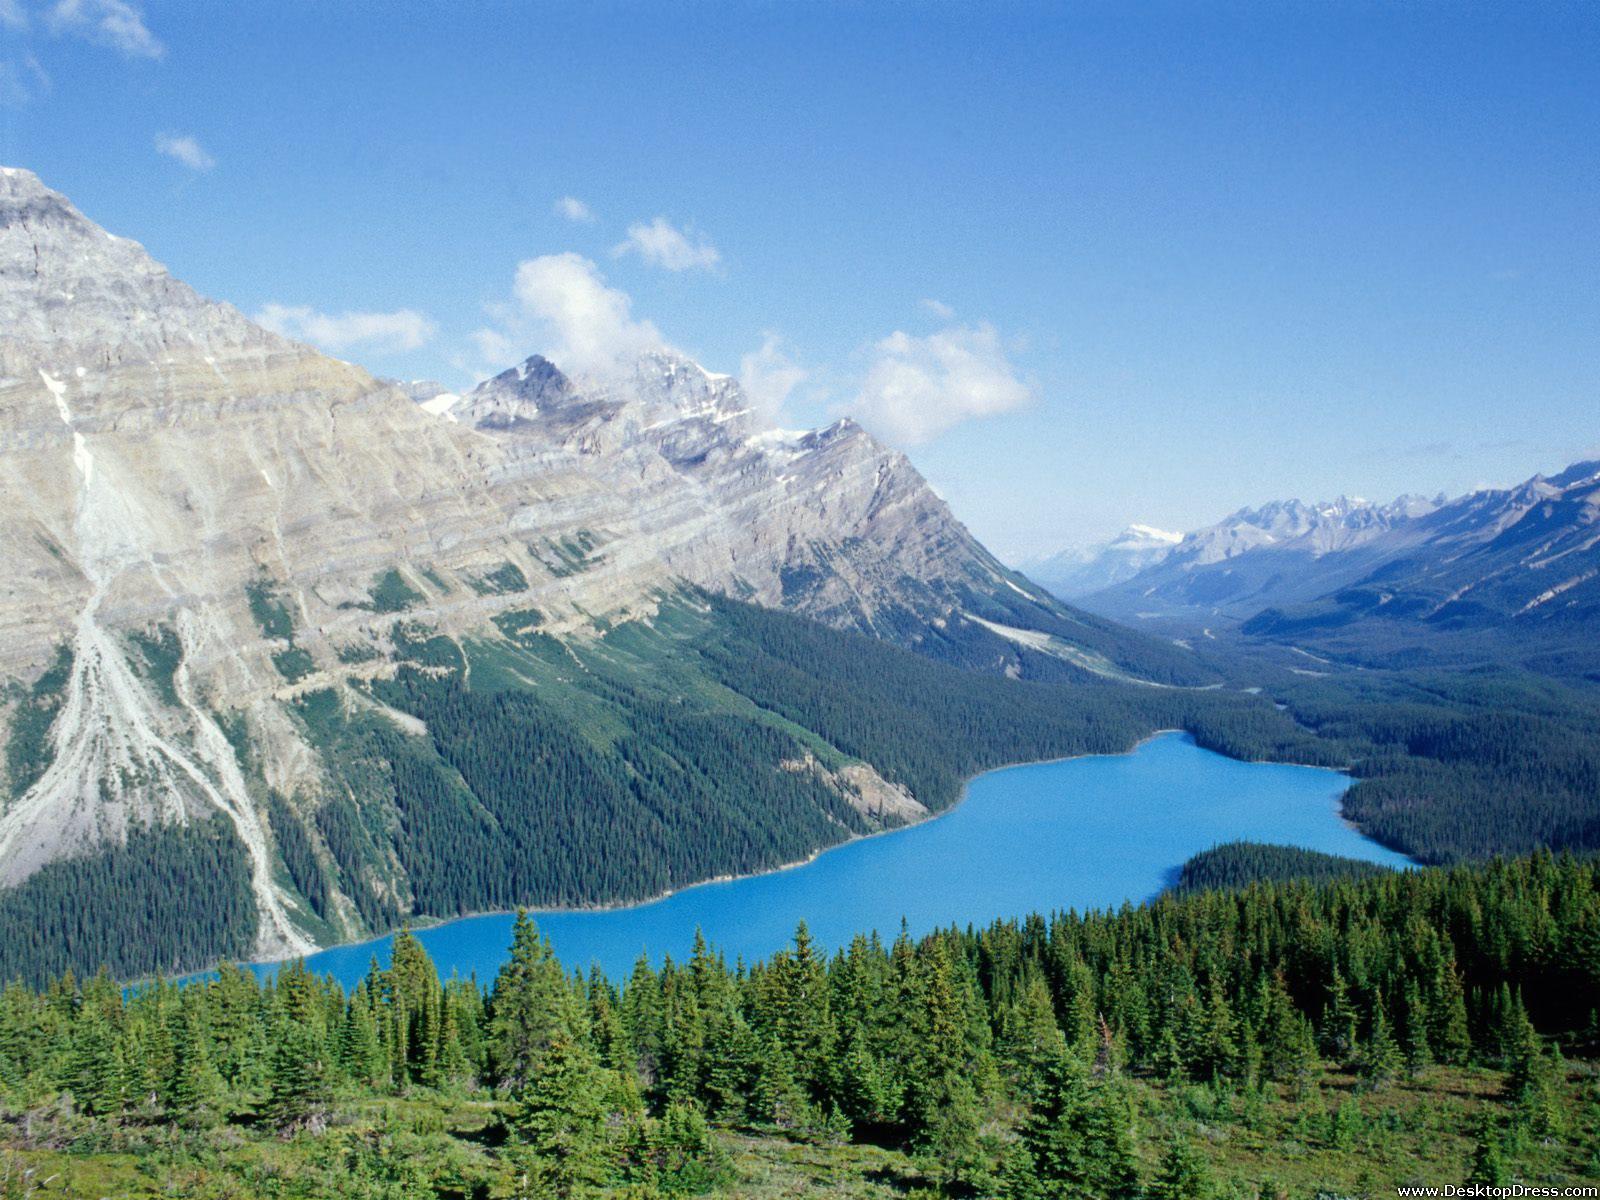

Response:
(1021, 524), (1182, 598)
(1040, 463), (1600, 673)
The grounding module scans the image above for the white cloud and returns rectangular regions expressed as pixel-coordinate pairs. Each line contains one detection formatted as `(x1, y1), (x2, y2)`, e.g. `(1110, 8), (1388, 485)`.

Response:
(46, 0), (164, 60)
(613, 216), (721, 272)
(0, 0), (28, 31)
(920, 298), (955, 320)
(0, 56), (48, 107)
(850, 322), (1033, 445)
(254, 304), (438, 354)
(739, 332), (807, 424)
(471, 252), (666, 379)
(153, 132), (214, 172)
(554, 196), (595, 223)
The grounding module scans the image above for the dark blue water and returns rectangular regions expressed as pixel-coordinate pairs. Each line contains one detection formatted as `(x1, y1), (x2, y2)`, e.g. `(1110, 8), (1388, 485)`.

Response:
(254, 733), (1410, 990)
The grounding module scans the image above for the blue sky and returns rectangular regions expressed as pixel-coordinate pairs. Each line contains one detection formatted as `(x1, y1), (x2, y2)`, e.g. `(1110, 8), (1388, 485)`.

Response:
(3, 1), (1597, 560)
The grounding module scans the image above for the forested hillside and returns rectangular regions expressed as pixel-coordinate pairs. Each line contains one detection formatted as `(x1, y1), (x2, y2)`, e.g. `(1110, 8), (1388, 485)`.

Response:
(0, 854), (1594, 1197)
(4, 593), (1600, 986)
(1171, 842), (1394, 894)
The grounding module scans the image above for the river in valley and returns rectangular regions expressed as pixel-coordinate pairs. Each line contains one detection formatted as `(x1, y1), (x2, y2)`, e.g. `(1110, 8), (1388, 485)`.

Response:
(254, 732), (1412, 990)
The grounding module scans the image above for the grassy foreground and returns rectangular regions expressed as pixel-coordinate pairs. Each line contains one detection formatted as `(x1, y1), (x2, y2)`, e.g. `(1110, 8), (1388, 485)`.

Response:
(1, 1061), (1596, 1197)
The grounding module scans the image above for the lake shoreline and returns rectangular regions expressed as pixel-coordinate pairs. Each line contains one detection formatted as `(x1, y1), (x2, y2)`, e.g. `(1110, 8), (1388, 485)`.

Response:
(236, 727), (1350, 978)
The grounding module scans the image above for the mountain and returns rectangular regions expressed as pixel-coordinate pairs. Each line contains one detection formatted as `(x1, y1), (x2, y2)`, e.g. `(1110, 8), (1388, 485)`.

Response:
(1071, 462), (1600, 675)
(1240, 460), (1600, 670)
(1022, 524), (1182, 598)
(1078, 494), (1443, 626)
(0, 166), (1205, 980)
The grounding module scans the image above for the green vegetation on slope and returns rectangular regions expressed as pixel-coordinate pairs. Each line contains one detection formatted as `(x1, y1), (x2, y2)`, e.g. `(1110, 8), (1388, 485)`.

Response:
(1193, 652), (1600, 862)
(0, 820), (256, 986)
(6, 590), (1600, 986)
(2, 643), (71, 799)
(1171, 842), (1394, 894)
(0, 855), (1595, 1197)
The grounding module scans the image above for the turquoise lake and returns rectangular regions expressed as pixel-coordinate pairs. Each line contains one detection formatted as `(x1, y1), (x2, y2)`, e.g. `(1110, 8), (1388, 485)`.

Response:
(258, 732), (1411, 990)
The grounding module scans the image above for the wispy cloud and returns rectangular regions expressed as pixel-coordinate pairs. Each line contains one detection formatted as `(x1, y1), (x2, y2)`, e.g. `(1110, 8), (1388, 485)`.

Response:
(0, 0), (28, 31)
(255, 304), (438, 354)
(153, 132), (214, 172)
(0, 56), (49, 108)
(45, 0), (164, 60)
(739, 332), (807, 424)
(470, 252), (666, 379)
(850, 321), (1033, 445)
(613, 216), (721, 272)
(554, 196), (596, 224)
(920, 298), (955, 320)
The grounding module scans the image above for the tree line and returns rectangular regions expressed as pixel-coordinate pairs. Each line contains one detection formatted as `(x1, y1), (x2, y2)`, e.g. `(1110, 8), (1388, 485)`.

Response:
(0, 852), (1593, 1196)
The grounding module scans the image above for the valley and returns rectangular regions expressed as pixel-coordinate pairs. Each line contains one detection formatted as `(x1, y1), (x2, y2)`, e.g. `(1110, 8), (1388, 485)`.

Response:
(224, 731), (1409, 991)
(5, 4), (1597, 1195)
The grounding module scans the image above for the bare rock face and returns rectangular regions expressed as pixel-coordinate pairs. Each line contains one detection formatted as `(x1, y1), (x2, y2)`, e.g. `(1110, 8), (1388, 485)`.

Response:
(451, 351), (1033, 638)
(0, 167), (1105, 959)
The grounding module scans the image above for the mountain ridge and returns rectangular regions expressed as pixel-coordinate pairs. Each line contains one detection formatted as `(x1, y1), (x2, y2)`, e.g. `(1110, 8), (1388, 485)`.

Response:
(1054, 460), (1599, 673)
(0, 165), (1206, 974)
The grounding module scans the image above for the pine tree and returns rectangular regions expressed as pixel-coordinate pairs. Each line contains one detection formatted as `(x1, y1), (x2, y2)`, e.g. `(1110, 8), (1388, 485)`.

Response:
(339, 981), (386, 1087)
(1400, 976), (1433, 1077)
(68, 1001), (124, 1117)
(489, 913), (585, 1089)
(749, 1036), (805, 1128)
(1467, 1116), (1509, 1188)
(1320, 967), (1359, 1064)
(1015, 1055), (1139, 1199)
(999, 972), (1067, 1101)
(1259, 973), (1317, 1096)
(1427, 951), (1472, 1066)
(509, 1032), (608, 1199)
(1506, 1017), (1564, 1140)
(165, 1004), (221, 1119)
(649, 1101), (733, 1193)
(1148, 1135), (1216, 1200)
(265, 1018), (331, 1133)
(835, 1039), (900, 1134)
(914, 1070), (987, 1196)
(1358, 992), (1404, 1091)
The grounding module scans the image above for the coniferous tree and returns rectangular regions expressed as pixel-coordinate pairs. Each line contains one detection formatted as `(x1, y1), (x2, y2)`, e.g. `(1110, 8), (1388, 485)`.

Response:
(265, 1017), (331, 1133)
(1148, 1135), (1216, 1200)
(1358, 992), (1404, 1091)
(509, 1032), (608, 1199)
(166, 1003), (221, 1119)
(1320, 967), (1359, 1065)
(489, 913), (584, 1089)
(68, 1000), (124, 1118)
(1014, 1055), (1139, 1199)
(1467, 1116), (1510, 1188)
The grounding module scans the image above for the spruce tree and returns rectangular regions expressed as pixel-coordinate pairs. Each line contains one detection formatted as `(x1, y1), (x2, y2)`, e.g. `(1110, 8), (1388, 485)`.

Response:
(1358, 992), (1404, 1091)
(265, 1018), (331, 1133)
(489, 913), (584, 1088)
(1467, 1116), (1509, 1188)
(68, 1001), (124, 1118)
(1149, 1135), (1216, 1200)
(1015, 1055), (1139, 1199)
(166, 1005), (221, 1119)
(510, 1032), (608, 1198)
(1320, 967), (1359, 1064)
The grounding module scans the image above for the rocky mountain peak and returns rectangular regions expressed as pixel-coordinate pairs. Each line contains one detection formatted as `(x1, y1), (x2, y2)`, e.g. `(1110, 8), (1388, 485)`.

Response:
(1, 166), (280, 366)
